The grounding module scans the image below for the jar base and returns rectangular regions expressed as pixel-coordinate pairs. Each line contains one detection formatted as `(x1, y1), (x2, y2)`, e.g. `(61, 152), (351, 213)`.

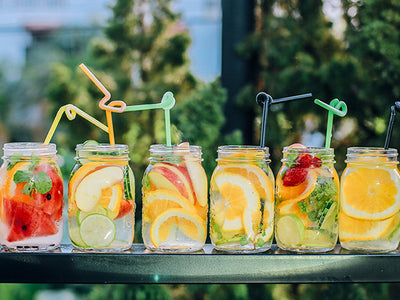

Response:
(1, 244), (60, 252)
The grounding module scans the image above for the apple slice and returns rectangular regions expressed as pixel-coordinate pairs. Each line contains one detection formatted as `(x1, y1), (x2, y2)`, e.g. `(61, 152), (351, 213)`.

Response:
(75, 166), (124, 212)
(148, 163), (195, 204)
(186, 162), (207, 207)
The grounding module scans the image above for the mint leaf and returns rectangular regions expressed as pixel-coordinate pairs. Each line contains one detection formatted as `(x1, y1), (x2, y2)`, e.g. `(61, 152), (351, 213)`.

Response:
(28, 155), (40, 171)
(213, 222), (223, 240)
(33, 171), (52, 194)
(13, 170), (32, 183)
(240, 236), (249, 246)
(255, 238), (265, 248)
(22, 181), (34, 195)
(142, 175), (151, 192)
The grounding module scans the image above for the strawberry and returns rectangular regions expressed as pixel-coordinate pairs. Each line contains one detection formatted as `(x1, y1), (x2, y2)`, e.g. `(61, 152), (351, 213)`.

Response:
(295, 154), (313, 168)
(282, 167), (308, 186)
(311, 157), (322, 168)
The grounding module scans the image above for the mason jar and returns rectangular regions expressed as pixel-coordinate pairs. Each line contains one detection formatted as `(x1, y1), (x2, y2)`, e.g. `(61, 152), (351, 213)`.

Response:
(142, 144), (207, 252)
(339, 147), (400, 252)
(209, 145), (275, 253)
(0, 142), (63, 251)
(275, 146), (339, 252)
(68, 142), (135, 251)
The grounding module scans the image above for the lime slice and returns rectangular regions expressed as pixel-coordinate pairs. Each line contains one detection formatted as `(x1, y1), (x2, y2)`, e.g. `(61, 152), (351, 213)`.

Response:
(276, 214), (305, 247)
(69, 227), (87, 248)
(302, 229), (334, 247)
(77, 207), (108, 226)
(82, 140), (100, 148)
(79, 214), (116, 248)
(320, 202), (338, 231)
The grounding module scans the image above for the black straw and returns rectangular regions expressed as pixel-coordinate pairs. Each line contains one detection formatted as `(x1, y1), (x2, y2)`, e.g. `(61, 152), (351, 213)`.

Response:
(256, 92), (313, 148)
(384, 102), (400, 149)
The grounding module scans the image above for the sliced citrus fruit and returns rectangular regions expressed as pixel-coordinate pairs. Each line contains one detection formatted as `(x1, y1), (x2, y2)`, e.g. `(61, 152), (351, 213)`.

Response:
(302, 229), (334, 247)
(277, 169), (317, 203)
(214, 172), (260, 238)
(75, 166), (124, 212)
(150, 208), (206, 247)
(79, 214), (116, 248)
(260, 200), (274, 241)
(218, 164), (273, 201)
(99, 183), (124, 219)
(77, 206), (108, 225)
(277, 200), (311, 228)
(341, 167), (400, 220)
(143, 189), (196, 223)
(69, 226), (87, 247)
(276, 214), (305, 247)
(3, 161), (32, 205)
(339, 211), (395, 242)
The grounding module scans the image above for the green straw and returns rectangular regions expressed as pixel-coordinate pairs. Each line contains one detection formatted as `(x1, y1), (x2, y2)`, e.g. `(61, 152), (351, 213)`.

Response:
(125, 91), (175, 146)
(314, 98), (347, 148)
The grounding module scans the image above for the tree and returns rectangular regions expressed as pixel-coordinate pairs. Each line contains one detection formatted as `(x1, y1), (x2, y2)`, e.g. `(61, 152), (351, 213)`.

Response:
(342, 0), (400, 149)
(237, 0), (356, 172)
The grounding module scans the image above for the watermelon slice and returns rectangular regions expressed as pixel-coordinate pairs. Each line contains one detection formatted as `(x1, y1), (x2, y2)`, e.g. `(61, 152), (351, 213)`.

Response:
(32, 164), (63, 221)
(3, 197), (58, 242)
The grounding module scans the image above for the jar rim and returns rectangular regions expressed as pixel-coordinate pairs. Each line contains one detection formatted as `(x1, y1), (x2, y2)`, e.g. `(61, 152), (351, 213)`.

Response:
(346, 147), (398, 163)
(3, 142), (57, 156)
(76, 143), (128, 152)
(282, 146), (335, 163)
(149, 144), (202, 155)
(217, 145), (269, 152)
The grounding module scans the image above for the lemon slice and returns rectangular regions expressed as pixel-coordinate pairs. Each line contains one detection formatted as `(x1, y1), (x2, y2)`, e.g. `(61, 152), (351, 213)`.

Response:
(214, 172), (260, 239)
(341, 167), (400, 220)
(150, 208), (205, 248)
(143, 189), (196, 223)
(79, 214), (116, 248)
(218, 164), (274, 201)
(99, 183), (124, 219)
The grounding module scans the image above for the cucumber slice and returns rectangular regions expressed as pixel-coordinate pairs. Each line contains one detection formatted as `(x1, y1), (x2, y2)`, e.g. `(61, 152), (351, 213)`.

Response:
(77, 207), (108, 226)
(276, 214), (305, 247)
(79, 214), (116, 248)
(320, 202), (337, 231)
(123, 165), (135, 200)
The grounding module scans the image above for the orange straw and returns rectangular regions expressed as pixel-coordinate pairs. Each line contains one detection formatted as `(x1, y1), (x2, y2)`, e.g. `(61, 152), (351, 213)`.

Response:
(79, 63), (127, 145)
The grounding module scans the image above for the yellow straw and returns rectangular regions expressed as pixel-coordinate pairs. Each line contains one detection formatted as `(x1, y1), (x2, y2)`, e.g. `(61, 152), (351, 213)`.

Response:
(43, 104), (109, 144)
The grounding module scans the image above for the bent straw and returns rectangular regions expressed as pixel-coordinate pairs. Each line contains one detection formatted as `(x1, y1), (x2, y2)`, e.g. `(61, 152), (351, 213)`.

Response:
(79, 63), (127, 145)
(384, 101), (400, 149)
(124, 91), (176, 146)
(256, 92), (312, 148)
(314, 98), (347, 149)
(43, 104), (108, 144)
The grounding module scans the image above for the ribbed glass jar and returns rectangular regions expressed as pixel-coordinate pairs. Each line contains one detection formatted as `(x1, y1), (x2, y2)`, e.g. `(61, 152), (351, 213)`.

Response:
(339, 147), (400, 252)
(68, 142), (135, 252)
(142, 144), (208, 252)
(275, 146), (339, 252)
(0, 142), (63, 251)
(209, 145), (275, 253)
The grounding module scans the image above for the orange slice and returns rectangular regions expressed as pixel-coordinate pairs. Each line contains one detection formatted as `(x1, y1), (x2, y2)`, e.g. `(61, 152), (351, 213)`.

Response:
(214, 172), (260, 239)
(277, 169), (317, 204)
(341, 167), (400, 220)
(150, 208), (206, 247)
(277, 200), (311, 228)
(99, 183), (124, 219)
(3, 162), (32, 205)
(339, 211), (395, 242)
(143, 189), (196, 223)
(218, 164), (274, 201)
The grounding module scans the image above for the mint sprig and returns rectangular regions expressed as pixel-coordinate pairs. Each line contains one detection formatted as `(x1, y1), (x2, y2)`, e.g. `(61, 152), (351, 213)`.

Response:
(13, 170), (52, 195)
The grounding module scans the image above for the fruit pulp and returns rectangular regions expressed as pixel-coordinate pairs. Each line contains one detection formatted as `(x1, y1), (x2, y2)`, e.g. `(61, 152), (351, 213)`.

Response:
(339, 164), (400, 252)
(142, 158), (208, 252)
(209, 149), (275, 253)
(0, 161), (64, 251)
(275, 146), (338, 252)
(68, 162), (135, 251)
